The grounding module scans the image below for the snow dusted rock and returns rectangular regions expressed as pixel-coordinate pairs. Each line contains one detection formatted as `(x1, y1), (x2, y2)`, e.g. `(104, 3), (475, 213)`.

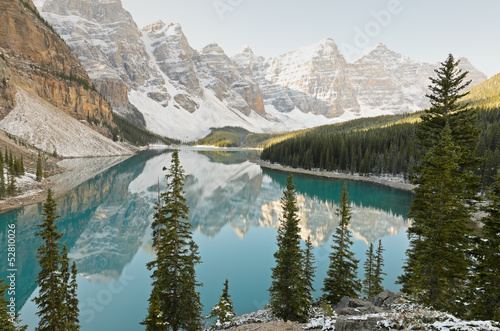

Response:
(0, 88), (132, 157)
(372, 289), (403, 308)
(258, 38), (359, 118)
(227, 321), (303, 330)
(348, 43), (487, 115)
(197, 43), (265, 116)
(143, 21), (201, 105)
(335, 316), (385, 331)
(34, 1), (487, 141)
(335, 296), (383, 316)
(40, 0), (166, 124)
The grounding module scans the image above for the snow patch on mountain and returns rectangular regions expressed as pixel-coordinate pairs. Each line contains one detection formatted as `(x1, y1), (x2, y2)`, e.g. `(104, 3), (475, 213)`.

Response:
(0, 88), (133, 157)
(34, 0), (488, 141)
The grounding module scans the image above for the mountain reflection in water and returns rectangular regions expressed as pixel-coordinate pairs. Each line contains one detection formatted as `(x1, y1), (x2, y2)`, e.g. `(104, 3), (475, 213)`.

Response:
(0, 149), (413, 330)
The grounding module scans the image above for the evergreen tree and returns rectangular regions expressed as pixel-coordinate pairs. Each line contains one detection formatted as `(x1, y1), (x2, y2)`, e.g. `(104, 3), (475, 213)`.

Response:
(303, 236), (316, 311)
(33, 189), (66, 330)
(12, 155), (18, 176)
(142, 150), (203, 330)
(207, 279), (236, 330)
(373, 240), (386, 295)
(8, 149), (13, 169)
(0, 279), (27, 330)
(470, 174), (500, 322)
(67, 262), (80, 330)
(400, 123), (471, 314)
(36, 153), (43, 182)
(398, 55), (480, 316)
(415, 53), (481, 210)
(322, 184), (361, 304)
(142, 288), (164, 330)
(268, 172), (309, 322)
(60, 245), (70, 329)
(20, 155), (24, 175)
(7, 170), (16, 197)
(362, 243), (377, 298)
(4, 147), (9, 166)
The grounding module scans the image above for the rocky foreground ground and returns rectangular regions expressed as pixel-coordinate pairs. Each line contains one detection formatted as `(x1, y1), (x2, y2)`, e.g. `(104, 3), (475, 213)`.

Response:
(219, 291), (500, 331)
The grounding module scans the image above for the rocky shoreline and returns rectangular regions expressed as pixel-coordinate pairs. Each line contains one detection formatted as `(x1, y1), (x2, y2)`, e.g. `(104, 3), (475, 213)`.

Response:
(222, 291), (499, 331)
(0, 155), (130, 212)
(252, 160), (415, 193)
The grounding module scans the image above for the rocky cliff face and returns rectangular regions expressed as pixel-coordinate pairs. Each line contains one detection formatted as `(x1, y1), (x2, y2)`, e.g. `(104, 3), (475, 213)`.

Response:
(0, 0), (132, 155)
(0, 0), (118, 134)
(34, 0), (487, 141)
(39, 0), (162, 125)
(347, 44), (487, 114)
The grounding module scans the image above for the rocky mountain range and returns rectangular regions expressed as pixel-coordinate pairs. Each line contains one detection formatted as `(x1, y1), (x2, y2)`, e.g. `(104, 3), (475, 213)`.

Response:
(0, 0), (132, 157)
(34, 0), (487, 141)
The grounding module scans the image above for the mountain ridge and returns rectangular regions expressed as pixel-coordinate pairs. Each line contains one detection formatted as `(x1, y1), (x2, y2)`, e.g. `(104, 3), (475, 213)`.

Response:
(0, 0), (133, 157)
(34, 0), (488, 141)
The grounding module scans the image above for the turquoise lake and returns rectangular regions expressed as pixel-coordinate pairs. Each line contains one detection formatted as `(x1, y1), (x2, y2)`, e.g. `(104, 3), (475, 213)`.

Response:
(0, 149), (413, 330)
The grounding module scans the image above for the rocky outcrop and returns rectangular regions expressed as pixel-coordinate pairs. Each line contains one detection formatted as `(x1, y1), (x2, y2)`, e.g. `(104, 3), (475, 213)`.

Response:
(40, 0), (162, 122)
(348, 44), (487, 114)
(258, 38), (360, 117)
(0, 0), (116, 138)
(143, 21), (201, 97)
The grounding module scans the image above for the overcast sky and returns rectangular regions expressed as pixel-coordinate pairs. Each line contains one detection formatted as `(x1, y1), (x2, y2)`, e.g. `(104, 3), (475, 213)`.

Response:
(121, 0), (500, 78)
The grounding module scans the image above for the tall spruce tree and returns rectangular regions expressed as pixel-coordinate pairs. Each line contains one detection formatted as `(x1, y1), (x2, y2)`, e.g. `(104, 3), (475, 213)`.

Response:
(362, 243), (376, 298)
(303, 236), (316, 311)
(373, 240), (386, 295)
(33, 189), (66, 331)
(470, 174), (500, 322)
(60, 245), (70, 329)
(7, 166), (15, 196)
(398, 55), (480, 315)
(19, 155), (24, 175)
(207, 279), (236, 330)
(67, 262), (80, 330)
(36, 153), (43, 182)
(142, 150), (203, 330)
(268, 172), (309, 322)
(400, 122), (471, 314)
(322, 184), (360, 304)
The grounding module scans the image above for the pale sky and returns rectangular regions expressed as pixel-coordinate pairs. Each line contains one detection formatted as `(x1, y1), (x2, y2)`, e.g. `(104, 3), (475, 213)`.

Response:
(121, 0), (500, 78)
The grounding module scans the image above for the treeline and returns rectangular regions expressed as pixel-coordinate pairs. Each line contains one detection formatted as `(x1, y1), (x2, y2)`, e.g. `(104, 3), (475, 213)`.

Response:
(112, 113), (173, 146)
(0, 147), (45, 199)
(197, 127), (249, 147)
(261, 107), (500, 190)
(196, 126), (312, 149)
(0, 148), (25, 199)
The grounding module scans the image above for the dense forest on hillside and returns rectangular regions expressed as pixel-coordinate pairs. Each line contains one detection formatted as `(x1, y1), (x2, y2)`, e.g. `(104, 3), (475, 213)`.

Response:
(196, 126), (312, 149)
(261, 107), (500, 190)
(112, 113), (173, 146)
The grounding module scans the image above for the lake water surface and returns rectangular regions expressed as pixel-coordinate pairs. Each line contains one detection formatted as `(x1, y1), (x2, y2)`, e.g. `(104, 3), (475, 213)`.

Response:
(0, 149), (413, 330)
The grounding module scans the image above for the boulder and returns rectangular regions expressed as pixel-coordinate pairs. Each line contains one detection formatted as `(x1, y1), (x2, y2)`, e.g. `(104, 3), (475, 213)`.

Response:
(372, 290), (403, 308)
(334, 296), (383, 316)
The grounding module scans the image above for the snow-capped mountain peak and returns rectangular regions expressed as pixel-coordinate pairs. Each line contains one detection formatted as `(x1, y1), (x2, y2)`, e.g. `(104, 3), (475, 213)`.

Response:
(236, 44), (254, 55)
(142, 20), (167, 33)
(34, 0), (488, 141)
